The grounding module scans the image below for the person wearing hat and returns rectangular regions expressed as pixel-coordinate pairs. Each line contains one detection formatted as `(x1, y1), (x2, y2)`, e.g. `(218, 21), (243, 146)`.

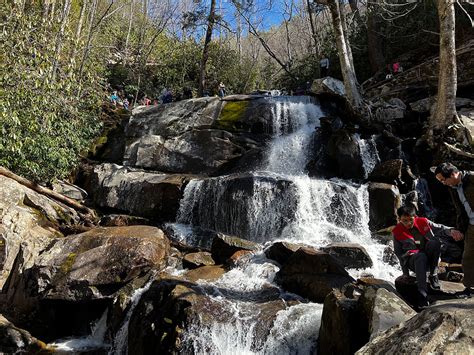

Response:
(433, 162), (474, 298)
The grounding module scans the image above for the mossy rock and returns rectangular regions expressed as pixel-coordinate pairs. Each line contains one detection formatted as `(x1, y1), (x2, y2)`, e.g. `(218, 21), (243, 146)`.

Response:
(216, 100), (249, 131)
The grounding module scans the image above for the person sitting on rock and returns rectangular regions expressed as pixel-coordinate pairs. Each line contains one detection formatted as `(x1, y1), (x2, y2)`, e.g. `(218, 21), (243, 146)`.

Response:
(392, 204), (461, 307)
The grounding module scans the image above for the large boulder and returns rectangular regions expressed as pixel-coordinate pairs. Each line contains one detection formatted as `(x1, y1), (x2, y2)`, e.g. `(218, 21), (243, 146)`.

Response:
(264, 241), (306, 265)
(82, 163), (190, 221)
(356, 298), (474, 354)
(3, 226), (169, 341)
(182, 252), (215, 269)
(275, 247), (354, 302)
(321, 243), (373, 269)
(0, 175), (80, 292)
(211, 234), (260, 264)
(327, 130), (365, 179)
(368, 183), (401, 231)
(318, 280), (415, 355)
(311, 77), (346, 97)
(27, 226), (170, 301)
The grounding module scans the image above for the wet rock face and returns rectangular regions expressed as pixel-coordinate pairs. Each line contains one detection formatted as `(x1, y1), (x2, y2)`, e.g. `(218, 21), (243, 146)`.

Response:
(126, 276), (289, 354)
(356, 298), (474, 354)
(82, 163), (189, 221)
(211, 233), (260, 264)
(264, 241), (306, 265)
(182, 252), (215, 269)
(321, 243), (373, 269)
(275, 247), (354, 302)
(178, 173), (299, 244)
(327, 130), (365, 180)
(367, 182), (400, 231)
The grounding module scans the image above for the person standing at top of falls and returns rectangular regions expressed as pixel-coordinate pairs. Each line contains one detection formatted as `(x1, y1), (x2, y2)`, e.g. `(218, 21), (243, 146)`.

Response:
(433, 162), (474, 298)
(320, 57), (329, 77)
(392, 204), (463, 308)
(218, 82), (226, 98)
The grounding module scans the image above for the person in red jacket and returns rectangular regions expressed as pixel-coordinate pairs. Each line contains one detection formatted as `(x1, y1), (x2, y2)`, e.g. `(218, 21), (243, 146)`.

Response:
(393, 205), (462, 307)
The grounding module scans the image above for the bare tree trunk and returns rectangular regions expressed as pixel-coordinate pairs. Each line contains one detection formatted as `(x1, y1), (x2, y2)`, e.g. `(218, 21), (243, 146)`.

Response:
(319, 0), (361, 110)
(306, 0), (320, 58)
(124, 0), (135, 64)
(77, 0), (98, 97)
(367, 1), (385, 74)
(198, 0), (216, 97)
(428, 0), (457, 140)
(51, 0), (72, 81)
(71, 0), (87, 61)
(236, 10), (242, 59)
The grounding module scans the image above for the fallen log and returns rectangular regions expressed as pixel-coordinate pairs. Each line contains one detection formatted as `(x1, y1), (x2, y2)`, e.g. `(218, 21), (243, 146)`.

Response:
(0, 166), (97, 224)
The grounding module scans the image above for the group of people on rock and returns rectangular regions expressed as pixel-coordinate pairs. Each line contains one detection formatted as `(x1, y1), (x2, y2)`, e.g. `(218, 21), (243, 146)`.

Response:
(393, 162), (473, 308)
(109, 82), (228, 109)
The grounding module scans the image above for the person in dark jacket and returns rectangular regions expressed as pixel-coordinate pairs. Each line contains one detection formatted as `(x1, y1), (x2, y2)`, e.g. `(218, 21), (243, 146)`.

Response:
(433, 162), (474, 298)
(393, 205), (461, 307)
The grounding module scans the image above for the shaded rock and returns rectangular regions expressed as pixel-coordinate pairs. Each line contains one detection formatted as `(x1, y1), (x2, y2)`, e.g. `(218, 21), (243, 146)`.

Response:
(82, 163), (190, 221)
(51, 180), (88, 201)
(311, 77), (346, 97)
(368, 183), (400, 231)
(409, 96), (474, 113)
(276, 247), (354, 302)
(264, 241), (306, 266)
(211, 234), (260, 264)
(99, 214), (151, 227)
(318, 289), (367, 355)
(459, 107), (474, 145)
(356, 298), (474, 354)
(327, 130), (365, 179)
(0, 314), (48, 354)
(182, 252), (215, 269)
(0, 175), (79, 291)
(368, 159), (402, 185)
(382, 246), (399, 266)
(321, 243), (373, 269)
(373, 99), (406, 123)
(319, 280), (414, 355)
(395, 275), (464, 308)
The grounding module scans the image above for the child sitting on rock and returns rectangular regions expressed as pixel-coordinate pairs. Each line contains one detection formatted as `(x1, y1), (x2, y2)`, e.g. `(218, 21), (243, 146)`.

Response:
(392, 204), (462, 308)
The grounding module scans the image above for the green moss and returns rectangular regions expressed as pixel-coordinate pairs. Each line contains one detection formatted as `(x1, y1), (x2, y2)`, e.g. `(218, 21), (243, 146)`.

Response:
(52, 204), (73, 225)
(60, 252), (77, 274)
(216, 101), (249, 131)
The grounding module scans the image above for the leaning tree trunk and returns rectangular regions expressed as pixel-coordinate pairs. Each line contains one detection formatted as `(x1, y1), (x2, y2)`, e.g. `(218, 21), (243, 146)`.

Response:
(321, 0), (362, 110)
(428, 0), (457, 137)
(198, 0), (217, 97)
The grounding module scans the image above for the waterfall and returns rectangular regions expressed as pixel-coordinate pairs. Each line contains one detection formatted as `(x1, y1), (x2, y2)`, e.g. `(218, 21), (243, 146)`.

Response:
(171, 96), (399, 353)
(357, 134), (380, 178)
(109, 278), (155, 355)
(50, 309), (109, 352)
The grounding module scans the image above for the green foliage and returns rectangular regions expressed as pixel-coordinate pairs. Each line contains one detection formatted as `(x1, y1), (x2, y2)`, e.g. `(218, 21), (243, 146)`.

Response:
(0, 4), (103, 183)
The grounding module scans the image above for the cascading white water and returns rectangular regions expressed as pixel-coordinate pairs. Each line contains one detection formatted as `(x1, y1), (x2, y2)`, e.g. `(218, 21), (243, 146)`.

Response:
(50, 309), (109, 352)
(109, 278), (155, 355)
(357, 134), (380, 178)
(172, 96), (399, 353)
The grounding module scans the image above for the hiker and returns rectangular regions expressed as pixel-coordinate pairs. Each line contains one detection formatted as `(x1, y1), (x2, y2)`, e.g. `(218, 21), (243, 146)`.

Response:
(392, 204), (462, 307)
(123, 97), (129, 110)
(218, 82), (226, 98)
(320, 57), (329, 77)
(393, 62), (400, 74)
(110, 91), (119, 106)
(433, 162), (474, 298)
